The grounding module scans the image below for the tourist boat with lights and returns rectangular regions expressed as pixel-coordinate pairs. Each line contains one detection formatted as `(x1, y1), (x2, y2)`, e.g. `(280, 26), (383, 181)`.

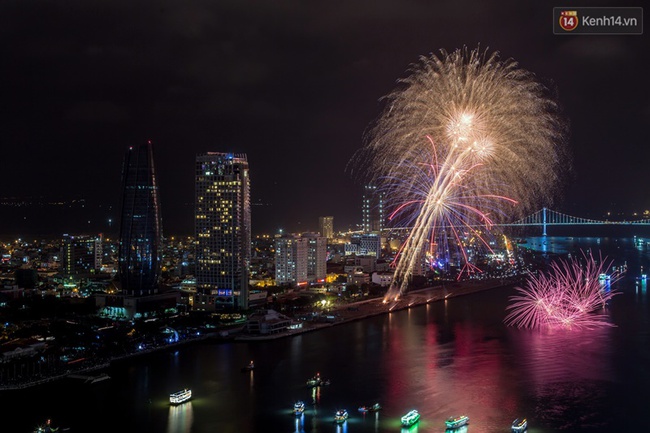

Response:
(306, 372), (329, 386)
(293, 401), (306, 416)
(511, 418), (528, 432)
(169, 388), (192, 405)
(358, 403), (381, 413)
(401, 410), (420, 427)
(33, 419), (59, 433)
(445, 415), (469, 429)
(334, 409), (349, 423)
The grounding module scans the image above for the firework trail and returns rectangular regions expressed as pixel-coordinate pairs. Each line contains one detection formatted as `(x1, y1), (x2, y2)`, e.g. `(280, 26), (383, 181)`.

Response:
(504, 251), (620, 330)
(350, 47), (568, 299)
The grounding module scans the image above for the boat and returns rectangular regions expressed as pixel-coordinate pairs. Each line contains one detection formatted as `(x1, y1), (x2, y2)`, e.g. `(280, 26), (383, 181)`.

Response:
(445, 415), (469, 429)
(511, 418), (528, 432)
(358, 403), (382, 413)
(34, 419), (59, 433)
(401, 410), (420, 427)
(241, 360), (255, 372)
(307, 372), (328, 387)
(334, 409), (349, 423)
(293, 401), (306, 416)
(169, 388), (192, 405)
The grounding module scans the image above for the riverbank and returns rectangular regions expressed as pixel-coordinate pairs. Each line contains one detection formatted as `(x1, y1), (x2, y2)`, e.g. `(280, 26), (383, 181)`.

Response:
(0, 277), (518, 390)
(235, 277), (519, 341)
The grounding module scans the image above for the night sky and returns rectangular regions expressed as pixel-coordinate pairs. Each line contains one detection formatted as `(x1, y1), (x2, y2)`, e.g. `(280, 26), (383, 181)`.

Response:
(1, 0), (648, 238)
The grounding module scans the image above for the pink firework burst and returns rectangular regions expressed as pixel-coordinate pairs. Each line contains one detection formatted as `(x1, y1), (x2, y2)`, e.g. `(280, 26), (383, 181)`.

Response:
(504, 251), (621, 330)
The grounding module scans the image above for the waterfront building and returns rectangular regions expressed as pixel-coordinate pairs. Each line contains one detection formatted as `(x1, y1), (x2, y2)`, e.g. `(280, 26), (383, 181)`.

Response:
(319, 216), (334, 239)
(362, 185), (385, 233)
(117, 141), (163, 297)
(195, 152), (251, 311)
(96, 141), (179, 320)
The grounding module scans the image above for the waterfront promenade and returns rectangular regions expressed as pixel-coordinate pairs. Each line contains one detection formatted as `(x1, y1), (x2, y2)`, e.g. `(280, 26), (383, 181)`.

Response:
(235, 277), (518, 341)
(0, 277), (517, 390)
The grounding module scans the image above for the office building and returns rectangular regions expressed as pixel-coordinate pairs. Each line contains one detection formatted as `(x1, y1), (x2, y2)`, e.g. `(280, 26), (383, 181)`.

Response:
(195, 152), (251, 310)
(117, 141), (163, 296)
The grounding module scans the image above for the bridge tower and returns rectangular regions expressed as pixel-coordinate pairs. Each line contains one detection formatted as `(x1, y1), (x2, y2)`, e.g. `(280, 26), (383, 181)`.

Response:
(542, 207), (547, 236)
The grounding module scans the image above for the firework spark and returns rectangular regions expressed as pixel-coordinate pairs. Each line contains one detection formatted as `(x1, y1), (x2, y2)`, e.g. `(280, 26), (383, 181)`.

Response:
(350, 47), (568, 298)
(504, 252), (620, 330)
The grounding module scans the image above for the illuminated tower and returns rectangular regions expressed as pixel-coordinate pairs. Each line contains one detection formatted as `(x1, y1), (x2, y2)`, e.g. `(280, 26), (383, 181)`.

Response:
(117, 141), (162, 296)
(195, 152), (251, 310)
(318, 216), (334, 239)
(362, 185), (385, 233)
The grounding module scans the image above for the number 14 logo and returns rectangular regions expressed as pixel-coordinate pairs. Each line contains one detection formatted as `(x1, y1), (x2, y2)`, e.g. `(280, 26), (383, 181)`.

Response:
(559, 10), (578, 31)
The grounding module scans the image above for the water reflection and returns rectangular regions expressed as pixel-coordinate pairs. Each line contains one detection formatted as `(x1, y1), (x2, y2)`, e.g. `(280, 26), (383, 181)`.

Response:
(167, 402), (193, 433)
(335, 421), (348, 433)
(294, 413), (305, 433)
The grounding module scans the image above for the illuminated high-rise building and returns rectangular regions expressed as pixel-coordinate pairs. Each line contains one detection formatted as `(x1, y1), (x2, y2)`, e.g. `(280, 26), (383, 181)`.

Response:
(275, 235), (307, 286)
(195, 152), (251, 310)
(275, 233), (326, 286)
(319, 216), (334, 239)
(303, 233), (327, 283)
(362, 185), (385, 233)
(117, 141), (162, 296)
(62, 234), (103, 276)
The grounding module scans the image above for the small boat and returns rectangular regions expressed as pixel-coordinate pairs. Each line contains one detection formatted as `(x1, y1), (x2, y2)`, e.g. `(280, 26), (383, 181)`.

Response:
(445, 415), (469, 429)
(401, 410), (420, 427)
(307, 372), (328, 387)
(241, 360), (255, 372)
(334, 409), (349, 423)
(293, 401), (306, 416)
(358, 403), (382, 413)
(34, 419), (59, 433)
(511, 418), (528, 432)
(169, 388), (192, 405)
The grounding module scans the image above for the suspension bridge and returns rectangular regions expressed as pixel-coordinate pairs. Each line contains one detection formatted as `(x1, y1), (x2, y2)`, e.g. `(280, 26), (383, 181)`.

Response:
(500, 207), (650, 235)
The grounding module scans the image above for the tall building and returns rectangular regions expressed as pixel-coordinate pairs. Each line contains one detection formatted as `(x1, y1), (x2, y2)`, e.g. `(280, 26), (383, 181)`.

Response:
(117, 141), (162, 297)
(195, 152), (251, 310)
(274, 235), (307, 286)
(62, 234), (102, 276)
(303, 233), (327, 283)
(275, 233), (327, 286)
(362, 185), (385, 233)
(319, 216), (334, 239)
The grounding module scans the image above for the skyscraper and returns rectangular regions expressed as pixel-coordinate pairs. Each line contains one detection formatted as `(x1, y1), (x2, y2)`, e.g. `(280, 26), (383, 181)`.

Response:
(319, 216), (334, 239)
(362, 185), (385, 233)
(117, 141), (162, 297)
(195, 152), (251, 311)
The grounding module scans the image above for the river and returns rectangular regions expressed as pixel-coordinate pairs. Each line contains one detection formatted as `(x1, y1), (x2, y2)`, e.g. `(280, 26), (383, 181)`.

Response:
(4, 235), (650, 433)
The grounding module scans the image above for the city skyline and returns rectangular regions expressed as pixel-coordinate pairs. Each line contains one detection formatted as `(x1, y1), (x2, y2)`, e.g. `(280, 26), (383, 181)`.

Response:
(1, 0), (648, 238)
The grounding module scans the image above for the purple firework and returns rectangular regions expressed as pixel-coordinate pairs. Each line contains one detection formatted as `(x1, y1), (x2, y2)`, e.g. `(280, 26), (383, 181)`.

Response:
(505, 251), (620, 330)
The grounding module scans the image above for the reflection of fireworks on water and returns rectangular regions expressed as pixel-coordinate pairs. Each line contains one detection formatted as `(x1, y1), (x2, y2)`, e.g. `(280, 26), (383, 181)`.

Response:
(350, 47), (568, 299)
(504, 252), (620, 330)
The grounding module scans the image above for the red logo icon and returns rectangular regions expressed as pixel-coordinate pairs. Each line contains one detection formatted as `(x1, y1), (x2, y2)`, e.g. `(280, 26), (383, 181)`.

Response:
(559, 10), (579, 31)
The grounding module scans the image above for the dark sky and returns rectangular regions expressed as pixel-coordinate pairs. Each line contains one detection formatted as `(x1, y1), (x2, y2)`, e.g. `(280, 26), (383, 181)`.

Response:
(1, 0), (648, 238)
